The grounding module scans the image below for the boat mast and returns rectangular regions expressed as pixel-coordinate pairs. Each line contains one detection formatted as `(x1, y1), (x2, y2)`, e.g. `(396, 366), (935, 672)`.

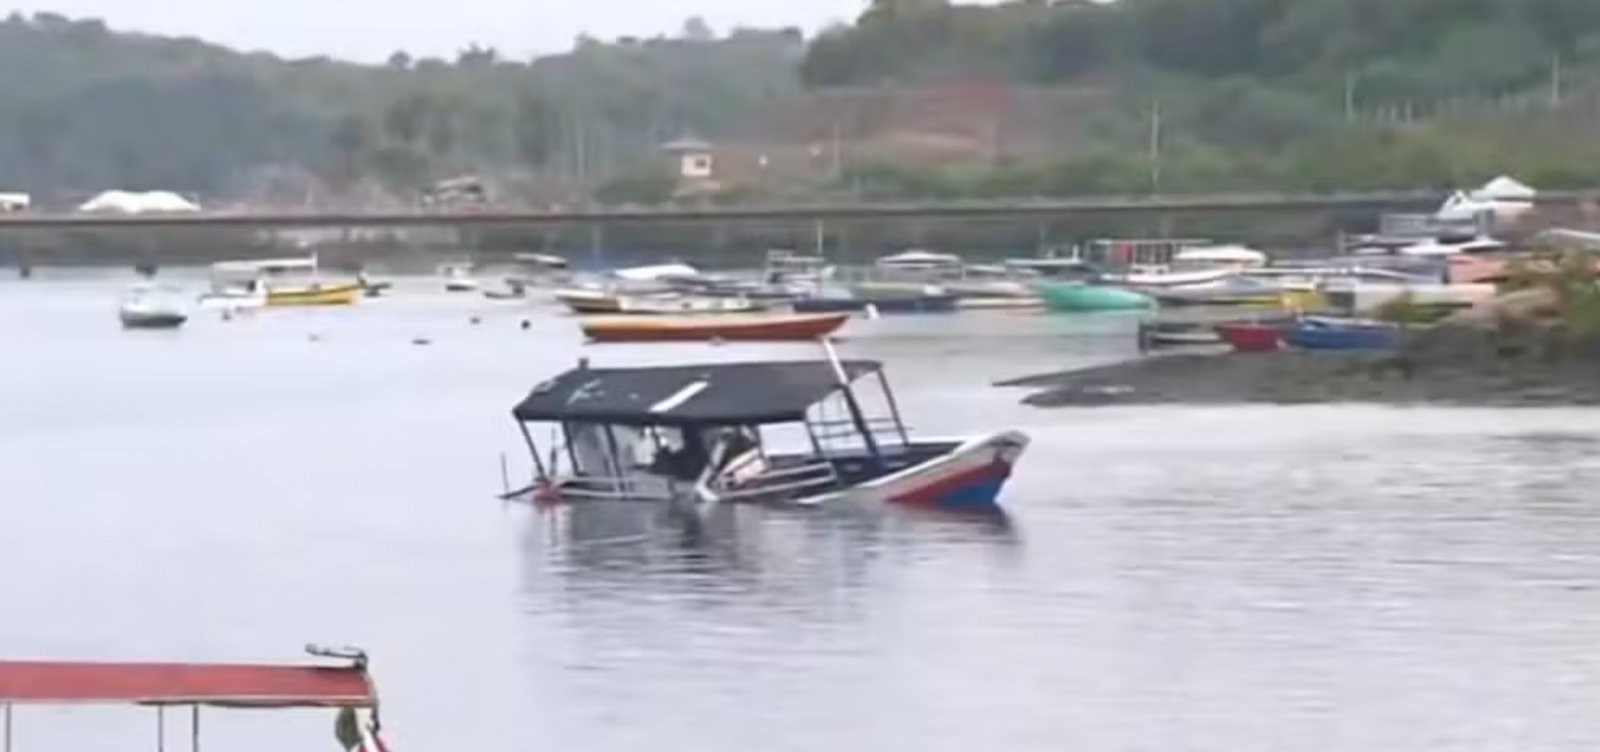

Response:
(819, 338), (883, 470)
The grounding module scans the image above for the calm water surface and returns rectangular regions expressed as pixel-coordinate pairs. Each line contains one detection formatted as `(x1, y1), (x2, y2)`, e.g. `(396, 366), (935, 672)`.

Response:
(4, 273), (1600, 752)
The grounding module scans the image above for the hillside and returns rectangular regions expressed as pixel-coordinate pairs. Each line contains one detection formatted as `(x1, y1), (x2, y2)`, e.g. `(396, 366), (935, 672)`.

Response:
(0, 13), (803, 205)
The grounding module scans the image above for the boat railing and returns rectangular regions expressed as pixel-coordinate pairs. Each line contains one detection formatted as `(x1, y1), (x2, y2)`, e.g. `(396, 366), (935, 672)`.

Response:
(706, 459), (841, 501)
(810, 417), (907, 447)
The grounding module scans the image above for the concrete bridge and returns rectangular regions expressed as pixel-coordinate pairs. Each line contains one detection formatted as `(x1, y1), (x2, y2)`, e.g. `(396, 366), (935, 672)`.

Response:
(2, 189), (1583, 230)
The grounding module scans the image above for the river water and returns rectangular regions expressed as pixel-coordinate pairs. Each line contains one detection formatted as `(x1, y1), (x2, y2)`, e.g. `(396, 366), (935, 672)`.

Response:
(5, 273), (1600, 752)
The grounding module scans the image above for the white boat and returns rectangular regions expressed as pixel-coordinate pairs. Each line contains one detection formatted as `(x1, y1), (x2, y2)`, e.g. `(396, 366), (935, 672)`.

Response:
(613, 263), (700, 282)
(876, 249), (964, 274)
(119, 282), (189, 329)
(440, 262), (481, 292)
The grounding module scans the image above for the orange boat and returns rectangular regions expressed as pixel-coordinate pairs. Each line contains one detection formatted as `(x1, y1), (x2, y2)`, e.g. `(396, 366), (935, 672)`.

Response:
(580, 312), (849, 343)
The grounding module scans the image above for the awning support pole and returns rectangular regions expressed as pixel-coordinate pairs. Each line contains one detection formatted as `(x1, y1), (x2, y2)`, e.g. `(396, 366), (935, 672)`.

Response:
(820, 337), (883, 470)
(874, 370), (911, 446)
(157, 706), (166, 752)
(190, 705), (199, 752)
(4, 703), (12, 752)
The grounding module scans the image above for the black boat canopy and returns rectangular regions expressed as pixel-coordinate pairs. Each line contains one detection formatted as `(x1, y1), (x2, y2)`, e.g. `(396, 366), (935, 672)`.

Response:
(512, 359), (882, 427)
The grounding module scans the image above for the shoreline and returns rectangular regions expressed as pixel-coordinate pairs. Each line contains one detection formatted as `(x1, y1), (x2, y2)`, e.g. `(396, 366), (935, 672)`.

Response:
(998, 348), (1600, 408)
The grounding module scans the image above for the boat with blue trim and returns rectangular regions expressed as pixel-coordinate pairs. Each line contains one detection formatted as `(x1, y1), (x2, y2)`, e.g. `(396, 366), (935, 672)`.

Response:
(505, 342), (1029, 511)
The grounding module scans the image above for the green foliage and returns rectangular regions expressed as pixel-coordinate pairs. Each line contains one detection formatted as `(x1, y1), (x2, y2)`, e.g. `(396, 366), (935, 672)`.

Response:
(0, 13), (803, 199)
(593, 167), (678, 204)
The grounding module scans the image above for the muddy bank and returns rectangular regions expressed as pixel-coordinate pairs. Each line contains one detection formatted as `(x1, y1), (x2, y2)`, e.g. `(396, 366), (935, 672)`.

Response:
(999, 342), (1600, 408)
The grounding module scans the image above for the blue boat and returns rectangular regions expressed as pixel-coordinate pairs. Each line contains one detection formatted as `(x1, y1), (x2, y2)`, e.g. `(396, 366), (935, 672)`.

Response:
(1283, 317), (1400, 351)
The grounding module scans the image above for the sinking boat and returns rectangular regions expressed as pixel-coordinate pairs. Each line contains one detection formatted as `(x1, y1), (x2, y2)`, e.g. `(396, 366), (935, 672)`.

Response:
(506, 343), (1029, 510)
(579, 312), (849, 343)
(0, 646), (387, 752)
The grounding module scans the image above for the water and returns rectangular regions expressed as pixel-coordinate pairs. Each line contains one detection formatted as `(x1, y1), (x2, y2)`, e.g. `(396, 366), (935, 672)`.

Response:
(5, 274), (1600, 752)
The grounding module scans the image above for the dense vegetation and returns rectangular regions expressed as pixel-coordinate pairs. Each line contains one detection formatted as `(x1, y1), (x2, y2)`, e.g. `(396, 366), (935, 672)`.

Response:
(0, 13), (801, 204)
(6, 0), (1600, 206)
(805, 0), (1600, 197)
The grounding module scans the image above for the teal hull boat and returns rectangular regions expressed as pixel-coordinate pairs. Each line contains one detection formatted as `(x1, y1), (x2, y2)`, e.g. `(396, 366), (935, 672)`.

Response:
(1038, 283), (1154, 312)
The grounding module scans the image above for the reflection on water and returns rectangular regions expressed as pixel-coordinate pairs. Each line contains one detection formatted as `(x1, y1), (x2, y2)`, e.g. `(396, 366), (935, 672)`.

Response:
(5, 276), (1600, 752)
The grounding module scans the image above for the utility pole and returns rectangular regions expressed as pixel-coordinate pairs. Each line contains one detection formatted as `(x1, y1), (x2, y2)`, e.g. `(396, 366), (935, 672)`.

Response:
(1344, 70), (1357, 122)
(1551, 53), (1564, 107)
(1148, 100), (1162, 195)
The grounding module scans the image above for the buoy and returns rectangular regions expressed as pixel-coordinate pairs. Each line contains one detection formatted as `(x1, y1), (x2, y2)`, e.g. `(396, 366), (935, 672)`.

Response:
(519, 319), (532, 330)
(470, 316), (482, 325)
(412, 337), (432, 346)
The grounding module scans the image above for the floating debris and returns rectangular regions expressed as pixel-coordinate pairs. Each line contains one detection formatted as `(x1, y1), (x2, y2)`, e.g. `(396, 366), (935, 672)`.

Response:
(412, 337), (432, 346)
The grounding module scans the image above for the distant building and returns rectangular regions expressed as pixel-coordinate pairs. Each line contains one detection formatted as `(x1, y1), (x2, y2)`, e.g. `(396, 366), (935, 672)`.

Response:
(660, 136), (721, 198)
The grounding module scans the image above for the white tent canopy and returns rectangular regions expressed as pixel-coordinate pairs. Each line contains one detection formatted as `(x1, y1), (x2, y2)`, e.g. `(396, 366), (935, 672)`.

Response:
(1473, 175), (1536, 202)
(78, 190), (200, 214)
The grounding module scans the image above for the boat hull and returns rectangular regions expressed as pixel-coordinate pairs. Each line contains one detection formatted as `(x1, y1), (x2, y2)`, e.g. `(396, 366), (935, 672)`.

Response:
(555, 289), (623, 314)
(119, 312), (187, 329)
(1216, 322), (1284, 353)
(266, 283), (361, 307)
(579, 312), (850, 343)
(827, 431), (1030, 510)
(1038, 283), (1153, 312)
(1283, 321), (1400, 351)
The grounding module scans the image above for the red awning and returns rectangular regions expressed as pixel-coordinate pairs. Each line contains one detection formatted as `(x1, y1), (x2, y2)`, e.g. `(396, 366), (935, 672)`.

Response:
(0, 660), (374, 707)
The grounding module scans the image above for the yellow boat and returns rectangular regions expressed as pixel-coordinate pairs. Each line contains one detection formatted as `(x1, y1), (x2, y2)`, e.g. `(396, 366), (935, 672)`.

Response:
(265, 282), (362, 307)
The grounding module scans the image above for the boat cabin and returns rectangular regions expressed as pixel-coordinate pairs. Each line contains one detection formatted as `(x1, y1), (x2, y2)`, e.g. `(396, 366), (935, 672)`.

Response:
(511, 357), (922, 505)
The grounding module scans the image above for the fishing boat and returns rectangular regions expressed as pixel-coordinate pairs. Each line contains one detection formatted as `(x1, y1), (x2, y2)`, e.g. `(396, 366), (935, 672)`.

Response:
(1037, 282), (1154, 312)
(579, 312), (850, 343)
(119, 283), (189, 329)
(1283, 317), (1401, 351)
(200, 256), (360, 309)
(1216, 322), (1286, 353)
(506, 343), (1029, 510)
(0, 646), (387, 752)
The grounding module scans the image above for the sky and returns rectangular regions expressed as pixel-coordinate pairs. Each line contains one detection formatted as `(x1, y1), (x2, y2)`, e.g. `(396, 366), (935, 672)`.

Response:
(0, 0), (873, 62)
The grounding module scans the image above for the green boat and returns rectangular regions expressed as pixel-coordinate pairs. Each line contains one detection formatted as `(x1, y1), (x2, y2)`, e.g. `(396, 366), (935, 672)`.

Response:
(1037, 282), (1154, 312)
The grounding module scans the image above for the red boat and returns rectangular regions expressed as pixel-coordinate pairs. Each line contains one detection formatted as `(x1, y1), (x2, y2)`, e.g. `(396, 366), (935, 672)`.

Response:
(1215, 322), (1284, 353)
(580, 312), (849, 343)
(0, 646), (387, 752)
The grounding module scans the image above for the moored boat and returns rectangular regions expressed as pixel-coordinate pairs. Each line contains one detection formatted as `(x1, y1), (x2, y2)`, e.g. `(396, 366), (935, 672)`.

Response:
(615, 294), (766, 315)
(506, 345), (1029, 510)
(1283, 317), (1401, 351)
(1216, 322), (1286, 353)
(266, 282), (362, 307)
(440, 262), (481, 292)
(119, 282), (189, 329)
(554, 287), (623, 314)
(0, 646), (388, 752)
(1037, 282), (1154, 312)
(579, 312), (850, 343)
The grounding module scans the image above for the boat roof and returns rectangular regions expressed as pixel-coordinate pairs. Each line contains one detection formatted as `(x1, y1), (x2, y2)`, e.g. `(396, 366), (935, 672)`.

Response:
(513, 359), (882, 427)
(0, 658), (374, 708)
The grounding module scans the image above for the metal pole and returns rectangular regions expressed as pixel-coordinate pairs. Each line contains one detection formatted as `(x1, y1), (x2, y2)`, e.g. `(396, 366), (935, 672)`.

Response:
(874, 370), (911, 447)
(157, 706), (166, 752)
(4, 703), (12, 752)
(190, 706), (199, 752)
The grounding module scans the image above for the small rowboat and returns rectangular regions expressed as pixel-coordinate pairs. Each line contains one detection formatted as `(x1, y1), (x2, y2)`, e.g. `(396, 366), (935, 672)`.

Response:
(580, 312), (849, 343)
(1216, 322), (1285, 353)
